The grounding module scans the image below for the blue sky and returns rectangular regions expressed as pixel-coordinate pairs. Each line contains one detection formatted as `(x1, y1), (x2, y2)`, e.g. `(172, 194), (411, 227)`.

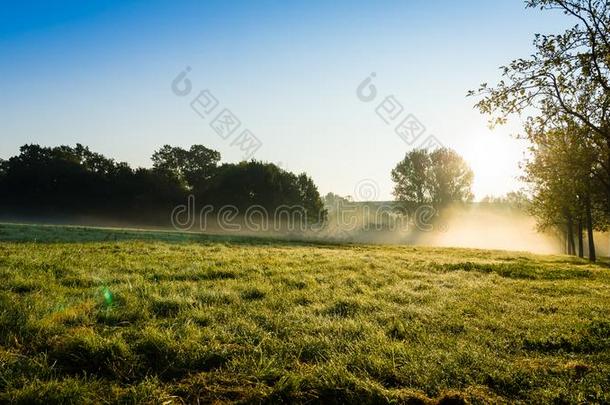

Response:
(0, 1), (570, 200)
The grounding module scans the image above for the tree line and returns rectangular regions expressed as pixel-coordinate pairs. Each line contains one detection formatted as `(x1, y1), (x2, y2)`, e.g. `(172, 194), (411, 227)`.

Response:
(471, 0), (610, 261)
(0, 144), (326, 227)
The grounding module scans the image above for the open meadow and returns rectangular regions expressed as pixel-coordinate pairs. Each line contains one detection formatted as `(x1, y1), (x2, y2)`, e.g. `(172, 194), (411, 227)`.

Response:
(0, 223), (609, 403)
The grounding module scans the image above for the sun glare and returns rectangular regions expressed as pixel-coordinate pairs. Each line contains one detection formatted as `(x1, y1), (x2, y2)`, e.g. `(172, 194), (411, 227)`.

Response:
(459, 129), (526, 200)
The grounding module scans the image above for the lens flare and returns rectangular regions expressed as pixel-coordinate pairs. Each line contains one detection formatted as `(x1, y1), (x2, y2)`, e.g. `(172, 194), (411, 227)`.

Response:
(102, 287), (114, 307)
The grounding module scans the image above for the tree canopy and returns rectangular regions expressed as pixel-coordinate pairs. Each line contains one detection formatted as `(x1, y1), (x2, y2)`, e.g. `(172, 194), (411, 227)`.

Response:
(471, 0), (610, 261)
(391, 147), (474, 210)
(0, 144), (326, 228)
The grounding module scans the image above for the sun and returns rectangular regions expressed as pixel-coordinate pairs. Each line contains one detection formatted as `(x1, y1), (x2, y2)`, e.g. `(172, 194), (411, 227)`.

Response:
(457, 129), (526, 200)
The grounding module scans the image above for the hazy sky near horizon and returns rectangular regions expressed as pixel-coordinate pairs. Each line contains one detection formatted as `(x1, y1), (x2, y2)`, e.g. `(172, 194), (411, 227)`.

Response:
(0, 1), (571, 200)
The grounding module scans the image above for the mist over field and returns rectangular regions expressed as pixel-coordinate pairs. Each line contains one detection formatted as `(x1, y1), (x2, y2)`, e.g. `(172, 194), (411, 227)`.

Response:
(318, 202), (573, 254)
(417, 204), (562, 254)
(4, 202), (606, 256)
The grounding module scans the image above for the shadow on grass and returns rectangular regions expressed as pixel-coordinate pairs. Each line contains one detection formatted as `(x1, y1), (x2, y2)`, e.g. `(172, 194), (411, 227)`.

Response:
(0, 222), (349, 249)
(433, 261), (594, 280)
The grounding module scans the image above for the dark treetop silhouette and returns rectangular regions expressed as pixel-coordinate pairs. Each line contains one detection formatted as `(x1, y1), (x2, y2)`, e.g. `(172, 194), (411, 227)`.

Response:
(0, 144), (326, 227)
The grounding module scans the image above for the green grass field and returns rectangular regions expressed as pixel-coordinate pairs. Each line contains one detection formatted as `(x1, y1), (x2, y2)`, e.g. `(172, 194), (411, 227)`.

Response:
(0, 223), (609, 404)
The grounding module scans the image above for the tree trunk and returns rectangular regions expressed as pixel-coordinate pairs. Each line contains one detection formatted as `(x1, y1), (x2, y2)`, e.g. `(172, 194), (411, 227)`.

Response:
(604, 133), (610, 237)
(566, 214), (575, 255)
(585, 195), (596, 262)
(577, 218), (584, 258)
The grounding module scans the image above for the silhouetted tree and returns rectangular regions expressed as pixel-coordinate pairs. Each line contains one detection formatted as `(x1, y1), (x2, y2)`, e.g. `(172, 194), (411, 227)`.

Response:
(471, 1), (610, 260)
(0, 144), (326, 229)
(524, 124), (606, 260)
(204, 161), (326, 224)
(471, 0), (610, 218)
(391, 148), (474, 210)
(480, 191), (530, 209)
(152, 144), (220, 191)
